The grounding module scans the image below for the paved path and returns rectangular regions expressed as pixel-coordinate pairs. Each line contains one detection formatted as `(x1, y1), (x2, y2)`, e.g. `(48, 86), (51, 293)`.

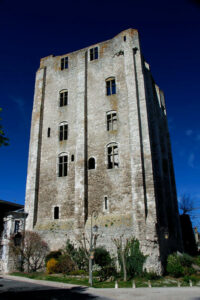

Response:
(1, 275), (200, 300)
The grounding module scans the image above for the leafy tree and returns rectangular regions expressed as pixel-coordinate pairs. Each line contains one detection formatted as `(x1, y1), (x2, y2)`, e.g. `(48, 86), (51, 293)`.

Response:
(9, 231), (49, 272)
(113, 236), (146, 281)
(125, 238), (147, 277)
(94, 247), (116, 281)
(0, 108), (9, 147)
(65, 239), (88, 271)
(94, 247), (112, 267)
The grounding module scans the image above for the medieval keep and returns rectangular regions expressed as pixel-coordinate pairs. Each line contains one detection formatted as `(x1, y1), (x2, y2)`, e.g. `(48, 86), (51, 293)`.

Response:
(25, 28), (183, 273)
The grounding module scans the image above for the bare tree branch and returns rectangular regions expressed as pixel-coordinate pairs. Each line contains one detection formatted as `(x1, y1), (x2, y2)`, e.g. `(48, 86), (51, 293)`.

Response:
(179, 194), (194, 215)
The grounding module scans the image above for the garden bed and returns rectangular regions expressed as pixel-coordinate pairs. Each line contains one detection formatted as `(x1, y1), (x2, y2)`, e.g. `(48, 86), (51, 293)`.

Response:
(10, 272), (200, 288)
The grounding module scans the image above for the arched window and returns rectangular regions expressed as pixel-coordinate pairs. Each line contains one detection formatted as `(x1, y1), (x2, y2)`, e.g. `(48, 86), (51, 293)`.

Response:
(59, 122), (68, 141)
(88, 157), (95, 169)
(106, 77), (116, 95)
(107, 143), (119, 169)
(107, 111), (117, 131)
(59, 90), (68, 107)
(58, 153), (68, 177)
(54, 206), (59, 219)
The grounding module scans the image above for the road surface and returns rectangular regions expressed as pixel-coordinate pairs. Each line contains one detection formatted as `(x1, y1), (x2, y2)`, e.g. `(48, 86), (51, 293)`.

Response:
(0, 275), (199, 300)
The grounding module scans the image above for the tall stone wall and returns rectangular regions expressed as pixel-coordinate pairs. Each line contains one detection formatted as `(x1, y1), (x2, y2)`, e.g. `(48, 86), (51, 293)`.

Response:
(25, 28), (182, 274)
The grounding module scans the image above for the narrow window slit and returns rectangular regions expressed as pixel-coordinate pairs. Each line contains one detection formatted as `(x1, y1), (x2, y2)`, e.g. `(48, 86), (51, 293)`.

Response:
(47, 128), (51, 137)
(104, 197), (108, 210)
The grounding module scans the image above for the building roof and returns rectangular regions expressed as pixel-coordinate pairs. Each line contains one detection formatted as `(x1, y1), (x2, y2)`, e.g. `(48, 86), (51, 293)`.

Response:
(0, 199), (23, 210)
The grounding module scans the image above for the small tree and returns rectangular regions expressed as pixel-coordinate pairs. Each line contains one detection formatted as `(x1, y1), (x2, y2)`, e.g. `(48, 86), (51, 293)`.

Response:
(125, 238), (146, 277)
(179, 194), (194, 215)
(113, 236), (146, 281)
(10, 231), (49, 272)
(112, 235), (128, 281)
(66, 239), (88, 271)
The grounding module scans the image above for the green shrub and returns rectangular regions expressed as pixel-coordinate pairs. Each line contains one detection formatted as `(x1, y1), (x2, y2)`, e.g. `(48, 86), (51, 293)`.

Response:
(65, 240), (88, 271)
(166, 254), (184, 277)
(183, 275), (198, 284)
(125, 238), (146, 278)
(183, 266), (195, 276)
(166, 253), (197, 277)
(69, 270), (86, 276)
(94, 247), (112, 267)
(194, 256), (200, 267)
(143, 271), (161, 280)
(45, 250), (62, 264)
(98, 265), (117, 281)
(56, 253), (76, 274)
(179, 253), (193, 267)
(93, 271), (99, 277)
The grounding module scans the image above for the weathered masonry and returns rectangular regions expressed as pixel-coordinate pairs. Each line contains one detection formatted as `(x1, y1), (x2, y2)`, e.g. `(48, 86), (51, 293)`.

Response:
(25, 28), (183, 273)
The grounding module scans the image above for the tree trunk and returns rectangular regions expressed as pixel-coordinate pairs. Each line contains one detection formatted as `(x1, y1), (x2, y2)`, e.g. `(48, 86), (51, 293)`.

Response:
(121, 251), (127, 281)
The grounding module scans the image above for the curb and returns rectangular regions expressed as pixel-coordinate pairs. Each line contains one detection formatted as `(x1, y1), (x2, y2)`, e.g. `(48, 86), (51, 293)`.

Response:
(2, 274), (88, 289)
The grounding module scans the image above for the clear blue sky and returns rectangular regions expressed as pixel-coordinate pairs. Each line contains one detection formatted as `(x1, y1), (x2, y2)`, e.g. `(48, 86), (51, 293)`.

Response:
(0, 0), (199, 228)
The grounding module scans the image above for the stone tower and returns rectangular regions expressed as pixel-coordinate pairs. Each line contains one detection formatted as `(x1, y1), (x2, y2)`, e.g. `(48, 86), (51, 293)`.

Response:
(25, 28), (182, 273)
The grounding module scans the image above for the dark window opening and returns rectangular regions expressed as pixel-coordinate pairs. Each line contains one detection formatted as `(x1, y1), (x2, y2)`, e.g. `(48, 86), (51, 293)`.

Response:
(58, 155), (68, 177)
(124, 36), (126, 41)
(54, 206), (59, 219)
(14, 232), (22, 246)
(71, 154), (74, 162)
(59, 124), (68, 141)
(47, 127), (51, 137)
(60, 91), (68, 107)
(14, 220), (20, 233)
(90, 47), (98, 61)
(107, 112), (117, 131)
(88, 157), (95, 169)
(61, 57), (68, 70)
(107, 144), (119, 169)
(105, 197), (108, 210)
(106, 79), (116, 95)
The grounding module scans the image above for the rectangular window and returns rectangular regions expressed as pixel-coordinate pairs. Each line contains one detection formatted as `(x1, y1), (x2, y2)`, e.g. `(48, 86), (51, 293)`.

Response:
(108, 144), (119, 169)
(107, 112), (117, 131)
(106, 79), (116, 95)
(60, 91), (68, 107)
(61, 57), (68, 70)
(58, 155), (68, 177)
(59, 124), (68, 141)
(54, 207), (59, 219)
(90, 47), (98, 61)
(14, 220), (20, 233)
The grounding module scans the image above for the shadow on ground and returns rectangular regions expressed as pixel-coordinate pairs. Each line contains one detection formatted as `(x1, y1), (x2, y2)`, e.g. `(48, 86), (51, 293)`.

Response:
(0, 286), (99, 300)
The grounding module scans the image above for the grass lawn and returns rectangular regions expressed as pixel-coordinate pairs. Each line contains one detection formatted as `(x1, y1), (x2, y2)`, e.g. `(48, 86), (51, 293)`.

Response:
(10, 272), (200, 288)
